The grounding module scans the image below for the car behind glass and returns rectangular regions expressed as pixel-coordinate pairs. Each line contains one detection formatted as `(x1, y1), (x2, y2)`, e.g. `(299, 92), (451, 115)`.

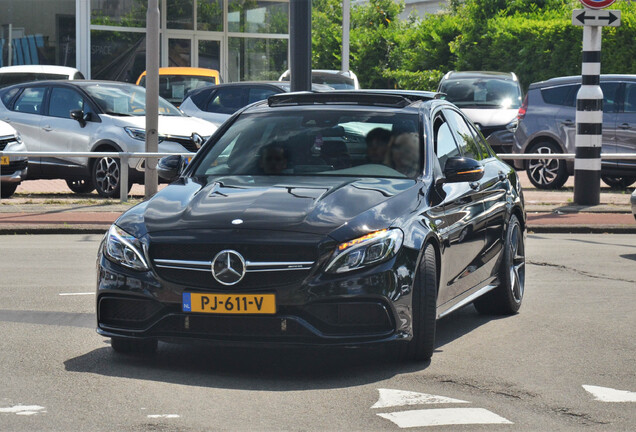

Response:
(96, 91), (526, 362)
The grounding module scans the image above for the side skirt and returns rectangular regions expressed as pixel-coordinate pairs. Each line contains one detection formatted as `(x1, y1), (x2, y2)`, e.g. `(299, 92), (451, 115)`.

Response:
(437, 282), (498, 319)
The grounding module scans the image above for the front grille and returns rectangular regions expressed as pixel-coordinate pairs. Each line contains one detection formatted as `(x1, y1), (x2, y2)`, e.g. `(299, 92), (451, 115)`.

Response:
(166, 136), (199, 152)
(151, 243), (316, 262)
(152, 314), (315, 340)
(0, 136), (18, 151)
(98, 296), (165, 329)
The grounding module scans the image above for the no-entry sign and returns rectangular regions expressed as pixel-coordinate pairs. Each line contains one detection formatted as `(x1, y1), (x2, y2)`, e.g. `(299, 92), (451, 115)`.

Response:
(579, 0), (616, 9)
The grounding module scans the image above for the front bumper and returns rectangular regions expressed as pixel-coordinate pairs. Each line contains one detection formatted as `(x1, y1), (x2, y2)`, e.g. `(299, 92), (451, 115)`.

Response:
(0, 158), (28, 183)
(96, 241), (418, 347)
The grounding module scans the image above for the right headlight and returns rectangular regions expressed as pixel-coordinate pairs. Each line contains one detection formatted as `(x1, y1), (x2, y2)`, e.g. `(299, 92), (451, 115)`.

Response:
(325, 229), (403, 274)
(104, 225), (149, 271)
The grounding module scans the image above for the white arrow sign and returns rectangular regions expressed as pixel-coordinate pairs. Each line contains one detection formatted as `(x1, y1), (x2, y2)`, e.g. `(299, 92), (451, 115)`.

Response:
(371, 389), (468, 409)
(572, 9), (621, 27)
(583, 385), (636, 402)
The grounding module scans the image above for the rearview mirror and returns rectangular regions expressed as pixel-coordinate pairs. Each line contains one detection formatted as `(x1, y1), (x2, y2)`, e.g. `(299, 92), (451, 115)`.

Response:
(158, 155), (187, 182)
(441, 157), (484, 184)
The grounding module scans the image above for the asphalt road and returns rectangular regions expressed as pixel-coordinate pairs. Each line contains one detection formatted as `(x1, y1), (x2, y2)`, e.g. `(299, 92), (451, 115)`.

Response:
(0, 234), (634, 431)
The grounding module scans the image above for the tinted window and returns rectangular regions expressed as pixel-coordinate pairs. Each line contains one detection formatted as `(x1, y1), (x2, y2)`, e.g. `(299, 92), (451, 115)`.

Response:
(206, 87), (247, 114)
(0, 87), (20, 108)
(444, 109), (489, 161)
(600, 82), (620, 113)
(248, 87), (279, 104)
(48, 87), (85, 119)
(623, 82), (636, 113)
(0, 73), (67, 88)
(194, 110), (420, 178)
(13, 87), (46, 114)
(541, 85), (577, 106)
(434, 114), (460, 171)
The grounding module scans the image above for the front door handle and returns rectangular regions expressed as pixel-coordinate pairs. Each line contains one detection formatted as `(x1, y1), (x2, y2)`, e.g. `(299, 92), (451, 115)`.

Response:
(42, 125), (52, 132)
(2, 118), (10, 123)
(561, 120), (575, 127)
(618, 123), (631, 130)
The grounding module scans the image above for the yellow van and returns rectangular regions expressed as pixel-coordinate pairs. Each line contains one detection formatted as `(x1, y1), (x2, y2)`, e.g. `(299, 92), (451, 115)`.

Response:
(136, 67), (221, 107)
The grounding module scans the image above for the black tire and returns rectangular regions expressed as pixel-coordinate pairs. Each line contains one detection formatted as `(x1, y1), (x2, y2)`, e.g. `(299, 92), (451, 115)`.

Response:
(92, 155), (130, 198)
(111, 337), (157, 355)
(525, 141), (569, 190)
(402, 243), (438, 362)
(601, 176), (636, 190)
(1, 182), (18, 198)
(66, 178), (95, 194)
(474, 214), (525, 315)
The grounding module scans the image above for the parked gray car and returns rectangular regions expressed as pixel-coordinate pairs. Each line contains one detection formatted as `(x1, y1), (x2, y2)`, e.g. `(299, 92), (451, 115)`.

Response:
(513, 75), (636, 189)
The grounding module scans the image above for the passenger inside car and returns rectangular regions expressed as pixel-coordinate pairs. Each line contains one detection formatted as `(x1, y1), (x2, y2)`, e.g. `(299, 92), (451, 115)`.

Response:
(259, 143), (290, 175)
(365, 127), (391, 164)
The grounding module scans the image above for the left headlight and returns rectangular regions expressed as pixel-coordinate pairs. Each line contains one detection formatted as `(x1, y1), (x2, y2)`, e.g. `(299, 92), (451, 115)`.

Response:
(104, 225), (149, 271)
(124, 127), (164, 143)
(325, 229), (403, 274)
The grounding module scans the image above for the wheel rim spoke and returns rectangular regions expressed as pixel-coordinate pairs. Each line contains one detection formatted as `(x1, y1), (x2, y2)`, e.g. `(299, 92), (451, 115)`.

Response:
(509, 225), (525, 303)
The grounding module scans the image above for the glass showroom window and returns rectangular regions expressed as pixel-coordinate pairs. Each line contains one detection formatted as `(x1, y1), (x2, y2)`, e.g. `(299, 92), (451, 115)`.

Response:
(228, 0), (288, 34)
(91, 31), (146, 83)
(228, 37), (288, 82)
(91, 0), (150, 27)
(198, 0), (224, 32)
(0, 0), (76, 67)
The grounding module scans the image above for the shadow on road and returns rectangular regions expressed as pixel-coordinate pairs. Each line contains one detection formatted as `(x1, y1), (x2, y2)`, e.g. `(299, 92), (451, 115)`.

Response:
(63, 304), (500, 391)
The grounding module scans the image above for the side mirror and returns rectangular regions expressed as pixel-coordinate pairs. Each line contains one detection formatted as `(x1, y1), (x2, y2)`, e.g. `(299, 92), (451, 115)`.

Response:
(158, 155), (187, 182)
(70, 110), (86, 127)
(441, 157), (484, 184)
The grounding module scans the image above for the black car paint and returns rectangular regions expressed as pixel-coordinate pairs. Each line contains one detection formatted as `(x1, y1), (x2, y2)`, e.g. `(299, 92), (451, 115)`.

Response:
(96, 97), (525, 347)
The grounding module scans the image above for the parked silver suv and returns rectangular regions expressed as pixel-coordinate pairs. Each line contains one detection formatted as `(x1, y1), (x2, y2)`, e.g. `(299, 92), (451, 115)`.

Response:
(0, 81), (216, 197)
(513, 75), (636, 189)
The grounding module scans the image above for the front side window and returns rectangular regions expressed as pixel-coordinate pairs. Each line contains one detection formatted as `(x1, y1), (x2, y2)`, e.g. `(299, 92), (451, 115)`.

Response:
(13, 87), (46, 114)
(194, 110), (421, 179)
(433, 114), (460, 171)
(48, 87), (85, 119)
(206, 88), (247, 114)
(444, 109), (490, 161)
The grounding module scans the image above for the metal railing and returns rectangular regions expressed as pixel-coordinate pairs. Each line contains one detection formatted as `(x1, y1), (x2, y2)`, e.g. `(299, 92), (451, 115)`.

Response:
(1, 151), (635, 203)
(0, 151), (191, 202)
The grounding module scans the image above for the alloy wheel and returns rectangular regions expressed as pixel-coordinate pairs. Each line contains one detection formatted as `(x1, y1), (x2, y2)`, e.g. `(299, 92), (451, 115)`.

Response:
(94, 157), (120, 195)
(527, 145), (561, 187)
(509, 222), (525, 304)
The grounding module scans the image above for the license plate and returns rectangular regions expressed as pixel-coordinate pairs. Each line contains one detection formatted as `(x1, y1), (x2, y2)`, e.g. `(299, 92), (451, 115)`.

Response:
(0, 156), (9, 165)
(183, 292), (276, 314)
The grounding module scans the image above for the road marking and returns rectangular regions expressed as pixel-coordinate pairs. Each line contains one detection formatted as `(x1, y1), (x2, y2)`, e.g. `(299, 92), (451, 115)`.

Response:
(147, 414), (180, 419)
(583, 385), (636, 402)
(372, 388), (468, 409)
(0, 405), (46, 416)
(58, 292), (95, 296)
(377, 408), (513, 428)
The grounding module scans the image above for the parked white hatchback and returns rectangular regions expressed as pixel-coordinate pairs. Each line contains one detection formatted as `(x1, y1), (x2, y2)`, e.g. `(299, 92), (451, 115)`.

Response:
(0, 65), (85, 88)
(0, 119), (28, 198)
(0, 80), (217, 197)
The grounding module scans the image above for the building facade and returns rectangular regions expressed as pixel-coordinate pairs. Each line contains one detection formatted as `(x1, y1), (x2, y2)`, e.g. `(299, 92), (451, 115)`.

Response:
(1, 0), (290, 83)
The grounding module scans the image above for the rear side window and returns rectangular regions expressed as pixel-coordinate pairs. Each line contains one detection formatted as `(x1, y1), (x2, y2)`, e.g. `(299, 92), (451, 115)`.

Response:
(206, 87), (247, 114)
(248, 87), (279, 104)
(541, 85), (577, 107)
(0, 87), (20, 108)
(13, 87), (46, 114)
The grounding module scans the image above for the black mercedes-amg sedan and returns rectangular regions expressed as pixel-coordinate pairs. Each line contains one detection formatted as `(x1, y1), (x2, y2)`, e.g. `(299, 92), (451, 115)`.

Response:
(96, 91), (526, 361)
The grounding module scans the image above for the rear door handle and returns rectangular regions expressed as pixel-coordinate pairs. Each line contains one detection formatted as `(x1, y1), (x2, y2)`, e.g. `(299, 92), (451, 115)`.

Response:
(618, 123), (631, 130)
(42, 125), (52, 132)
(561, 120), (575, 126)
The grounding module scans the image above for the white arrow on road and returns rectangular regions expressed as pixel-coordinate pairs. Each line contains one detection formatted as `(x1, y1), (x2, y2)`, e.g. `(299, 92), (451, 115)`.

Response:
(378, 408), (513, 428)
(371, 388), (468, 409)
(583, 385), (636, 402)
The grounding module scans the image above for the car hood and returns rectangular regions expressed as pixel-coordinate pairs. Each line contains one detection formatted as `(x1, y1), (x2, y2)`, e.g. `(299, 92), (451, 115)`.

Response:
(0, 120), (16, 136)
(460, 108), (518, 127)
(118, 176), (419, 240)
(104, 115), (217, 136)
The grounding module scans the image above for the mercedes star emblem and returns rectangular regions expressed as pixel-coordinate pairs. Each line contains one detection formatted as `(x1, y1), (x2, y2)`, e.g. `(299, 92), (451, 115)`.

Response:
(211, 250), (246, 286)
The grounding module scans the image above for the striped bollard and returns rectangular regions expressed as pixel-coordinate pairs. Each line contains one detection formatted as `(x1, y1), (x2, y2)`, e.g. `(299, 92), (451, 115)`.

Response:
(574, 24), (603, 205)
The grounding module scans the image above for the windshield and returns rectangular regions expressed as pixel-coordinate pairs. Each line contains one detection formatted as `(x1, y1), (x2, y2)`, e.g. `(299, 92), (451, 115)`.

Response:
(439, 77), (522, 109)
(84, 83), (182, 116)
(194, 109), (421, 179)
(140, 75), (217, 105)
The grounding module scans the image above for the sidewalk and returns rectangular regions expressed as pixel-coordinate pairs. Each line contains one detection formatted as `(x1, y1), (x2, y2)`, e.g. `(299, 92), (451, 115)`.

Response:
(0, 176), (634, 234)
